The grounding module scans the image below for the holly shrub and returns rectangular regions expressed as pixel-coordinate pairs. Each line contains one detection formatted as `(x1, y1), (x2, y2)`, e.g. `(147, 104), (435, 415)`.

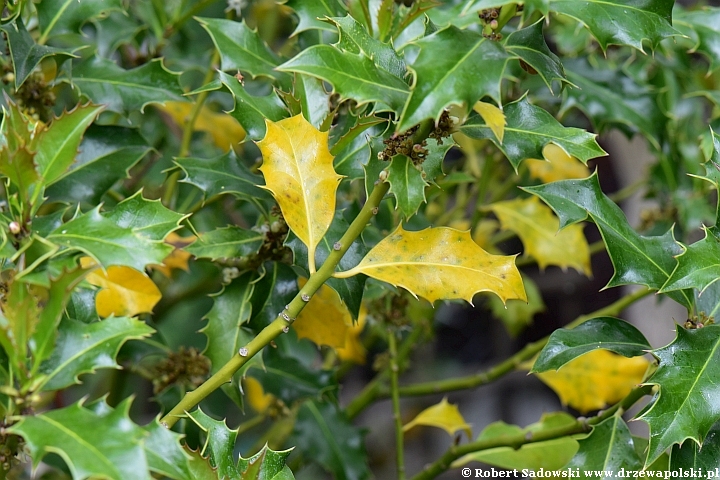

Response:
(0, 0), (719, 478)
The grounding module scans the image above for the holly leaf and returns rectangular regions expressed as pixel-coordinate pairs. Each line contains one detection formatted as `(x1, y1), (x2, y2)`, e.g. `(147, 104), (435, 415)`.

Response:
(402, 397), (472, 438)
(176, 151), (272, 202)
(566, 416), (643, 478)
(336, 304), (367, 364)
(187, 408), (240, 479)
(505, 19), (567, 93)
(671, 421), (720, 470)
(293, 278), (351, 349)
(37, 316), (154, 391)
(0, 279), (42, 371)
(158, 101), (246, 150)
(461, 96), (606, 171)
(675, 7), (720, 72)
(639, 325), (720, 465)
(33, 103), (104, 188)
(69, 57), (184, 115)
(0, 18), (75, 89)
(46, 125), (151, 204)
(197, 17), (289, 84)
(285, 0), (345, 34)
(36, 0), (123, 41)
(486, 196), (591, 275)
(660, 230), (720, 295)
(532, 317), (651, 373)
(534, 350), (649, 414)
(526, 143), (591, 184)
(257, 115), (342, 273)
(452, 412), (579, 471)
(278, 45), (410, 111)
(0, 145), (37, 203)
(290, 401), (370, 480)
(249, 262), (299, 326)
(237, 444), (295, 480)
(523, 172), (694, 308)
(9, 399), (150, 480)
(387, 154), (427, 218)
(473, 101), (506, 143)
(104, 193), (185, 241)
(143, 420), (193, 480)
(82, 259), (161, 318)
(398, 25), (509, 132)
(337, 225), (526, 304)
(186, 226), (264, 261)
(47, 207), (173, 271)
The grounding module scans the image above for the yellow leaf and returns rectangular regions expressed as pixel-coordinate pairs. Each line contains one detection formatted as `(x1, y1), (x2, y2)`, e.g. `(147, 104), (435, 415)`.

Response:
(526, 143), (590, 183)
(534, 350), (649, 414)
(293, 278), (351, 349)
(243, 377), (274, 414)
(473, 100), (506, 143)
(487, 196), (591, 275)
(403, 397), (472, 438)
(158, 101), (246, 150)
(150, 232), (195, 278)
(81, 257), (162, 318)
(257, 115), (342, 273)
(336, 303), (367, 364)
(336, 225), (526, 305)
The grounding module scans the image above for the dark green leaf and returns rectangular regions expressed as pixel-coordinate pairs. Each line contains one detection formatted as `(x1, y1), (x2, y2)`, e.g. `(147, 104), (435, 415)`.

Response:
(333, 127), (374, 180)
(661, 231), (720, 296)
(9, 399), (150, 480)
(38, 316), (154, 391)
(103, 193), (185, 241)
(0, 18), (75, 89)
(47, 207), (173, 271)
(523, 173), (693, 308)
(143, 419), (192, 480)
(671, 421), (720, 470)
(295, 74), (331, 129)
(505, 19), (567, 93)
(285, 0), (345, 34)
(421, 137), (453, 183)
(387, 154), (427, 218)
(398, 25), (509, 131)
(462, 97), (606, 170)
(675, 8), (720, 72)
(186, 226), (264, 261)
(92, 11), (145, 58)
(566, 416), (642, 478)
(278, 45), (410, 111)
(532, 317), (651, 372)
(186, 408), (240, 479)
(237, 444), (296, 480)
(36, 0), (123, 41)
(291, 401), (370, 480)
(177, 151), (272, 202)
(0, 144), (37, 202)
(640, 325), (720, 465)
(249, 262), (299, 326)
(69, 57), (184, 115)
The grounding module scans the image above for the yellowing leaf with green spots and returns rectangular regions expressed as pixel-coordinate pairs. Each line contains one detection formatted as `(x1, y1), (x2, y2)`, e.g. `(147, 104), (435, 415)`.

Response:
(533, 350), (649, 414)
(403, 397), (472, 438)
(473, 101), (506, 143)
(81, 258), (161, 318)
(336, 225), (526, 304)
(336, 303), (367, 364)
(526, 144), (591, 184)
(293, 277), (351, 349)
(257, 115), (342, 272)
(487, 196), (591, 276)
(158, 101), (246, 150)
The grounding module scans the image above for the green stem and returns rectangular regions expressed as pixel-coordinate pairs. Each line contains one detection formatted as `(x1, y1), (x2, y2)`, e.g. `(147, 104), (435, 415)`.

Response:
(389, 331), (406, 480)
(372, 287), (652, 400)
(410, 384), (652, 480)
(161, 182), (391, 428)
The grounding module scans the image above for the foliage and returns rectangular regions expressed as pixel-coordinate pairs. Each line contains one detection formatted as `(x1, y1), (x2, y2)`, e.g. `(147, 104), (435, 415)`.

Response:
(0, 0), (718, 478)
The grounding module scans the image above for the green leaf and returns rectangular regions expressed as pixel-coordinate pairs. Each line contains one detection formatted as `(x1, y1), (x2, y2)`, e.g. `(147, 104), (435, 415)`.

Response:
(36, 0), (123, 41)
(675, 7), (720, 72)
(566, 416), (643, 478)
(249, 262), (299, 326)
(661, 230), (720, 296)
(291, 401), (370, 480)
(0, 18), (75, 89)
(104, 193), (185, 241)
(523, 173), (693, 308)
(177, 151), (272, 202)
(9, 399), (151, 480)
(505, 19), (567, 93)
(387, 154), (427, 218)
(0, 144), (37, 203)
(285, 0), (344, 34)
(45, 125), (151, 204)
(532, 317), (651, 373)
(38, 316), (154, 391)
(34, 104), (104, 188)
(197, 17), (289, 84)
(186, 408), (240, 479)
(549, 0), (677, 52)
(462, 97), (606, 171)
(69, 56), (184, 115)
(47, 207), (173, 271)
(295, 74), (332, 129)
(640, 325), (720, 465)
(278, 45), (410, 111)
(218, 71), (289, 140)
(398, 25), (509, 132)
(237, 444), (296, 480)
(330, 15), (406, 79)
(452, 412), (579, 471)
(186, 226), (264, 261)
(671, 421), (720, 470)
(93, 11), (145, 58)
(0, 279), (42, 372)
(143, 419), (193, 480)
